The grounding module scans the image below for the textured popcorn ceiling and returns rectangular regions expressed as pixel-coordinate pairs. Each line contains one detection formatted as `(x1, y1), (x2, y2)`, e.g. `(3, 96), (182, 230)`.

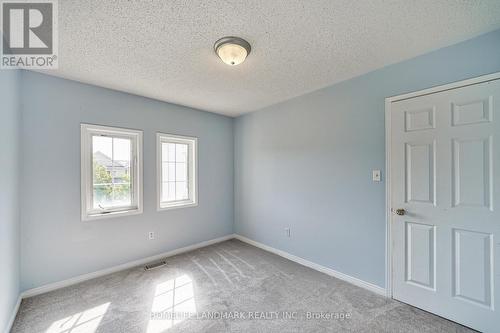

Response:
(40, 0), (500, 116)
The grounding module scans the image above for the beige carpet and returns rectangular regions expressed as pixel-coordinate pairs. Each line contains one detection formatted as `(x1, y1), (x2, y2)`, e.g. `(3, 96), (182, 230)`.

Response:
(12, 239), (475, 332)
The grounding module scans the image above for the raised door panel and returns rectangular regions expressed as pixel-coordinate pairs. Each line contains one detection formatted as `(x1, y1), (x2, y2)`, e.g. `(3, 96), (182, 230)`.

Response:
(453, 229), (494, 309)
(452, 137), (492, 210)
(451, 97), (492, 127)
(405, 142), (436, 205)
(405, 107), (435, 132)
(405, 222), (436, 291)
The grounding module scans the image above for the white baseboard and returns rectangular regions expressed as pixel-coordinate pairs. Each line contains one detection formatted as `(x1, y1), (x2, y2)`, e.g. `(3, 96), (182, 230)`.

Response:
(21, 234), (235, 299)
(234, 234), (387, 296)
(4, 294), (22, 333)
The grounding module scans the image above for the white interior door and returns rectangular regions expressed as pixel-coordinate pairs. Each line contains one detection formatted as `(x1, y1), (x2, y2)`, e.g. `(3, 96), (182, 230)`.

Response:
(390, 78), (500, 333)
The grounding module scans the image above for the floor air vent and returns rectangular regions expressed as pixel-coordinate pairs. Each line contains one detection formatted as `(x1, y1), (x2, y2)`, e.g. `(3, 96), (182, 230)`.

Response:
(144, 260), (167, 271)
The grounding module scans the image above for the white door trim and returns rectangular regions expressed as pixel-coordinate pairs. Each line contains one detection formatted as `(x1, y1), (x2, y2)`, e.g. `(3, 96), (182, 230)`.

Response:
(384, 71), (500, 298)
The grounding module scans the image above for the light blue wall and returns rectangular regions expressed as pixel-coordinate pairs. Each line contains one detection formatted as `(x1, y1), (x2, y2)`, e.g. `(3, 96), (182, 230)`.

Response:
(234, 29), (500, 288)
(0, 70), (21, 331)
(20, 71), (234, 290)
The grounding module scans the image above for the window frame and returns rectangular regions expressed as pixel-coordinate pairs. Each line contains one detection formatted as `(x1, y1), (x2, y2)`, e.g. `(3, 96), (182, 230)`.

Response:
(156, 132), (198, 211)
(81, 123), (143, 221)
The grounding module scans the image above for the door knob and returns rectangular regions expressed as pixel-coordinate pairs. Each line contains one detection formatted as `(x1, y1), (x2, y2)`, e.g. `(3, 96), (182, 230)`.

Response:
(395, 208), (405, 216)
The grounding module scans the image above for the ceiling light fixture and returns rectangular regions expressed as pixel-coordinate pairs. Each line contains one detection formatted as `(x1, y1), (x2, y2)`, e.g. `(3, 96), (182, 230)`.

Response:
(214, 36), (251, 66)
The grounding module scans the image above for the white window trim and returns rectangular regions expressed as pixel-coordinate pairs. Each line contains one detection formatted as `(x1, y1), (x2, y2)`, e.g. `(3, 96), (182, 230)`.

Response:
(81, 124), (143, 221)
(156, 132), (198, 211)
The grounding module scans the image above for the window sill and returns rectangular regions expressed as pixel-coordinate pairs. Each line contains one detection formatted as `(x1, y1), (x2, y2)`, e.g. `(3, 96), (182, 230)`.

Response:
(82, 207), (142, 221)
(157, 201), (198, 211)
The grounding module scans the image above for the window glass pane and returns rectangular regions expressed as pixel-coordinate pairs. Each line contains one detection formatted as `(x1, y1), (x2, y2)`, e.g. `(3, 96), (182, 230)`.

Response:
(161, 161), (169, 182)
(167, 182), (176, 201)
(92, 135), (132, 210)
(176, 162), (187, 181)
(93, 136), (112, 158)
(176, 143), (188, 163)
(176, 181), (188, 200)
(93, 185), (112, 209)
(167, 143), (176, 161)
(161, 182), (168, 202)
(113, 138), (131, 162)
(92, 136), (112, 185)
(92, 136), (113, 209)
(161, 182), (176, 202)
(165, 162), (174, 182)
(112, 183), (131, 207)
(112, 138), (131, 185)
(161, 142), (169, 162)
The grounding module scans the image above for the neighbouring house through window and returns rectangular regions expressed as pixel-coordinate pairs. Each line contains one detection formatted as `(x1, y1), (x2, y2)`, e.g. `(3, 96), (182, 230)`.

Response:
(81, 124), (143, 220)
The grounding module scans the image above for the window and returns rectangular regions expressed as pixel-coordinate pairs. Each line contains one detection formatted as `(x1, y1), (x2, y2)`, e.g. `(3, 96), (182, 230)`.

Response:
(81, 124), (143, 220)
(157, 133), (197, 210)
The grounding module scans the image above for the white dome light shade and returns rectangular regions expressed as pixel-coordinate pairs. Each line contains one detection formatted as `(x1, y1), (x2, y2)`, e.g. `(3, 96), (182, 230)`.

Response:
(217, 43), (247, 66)
(214, 37), (251, 66)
